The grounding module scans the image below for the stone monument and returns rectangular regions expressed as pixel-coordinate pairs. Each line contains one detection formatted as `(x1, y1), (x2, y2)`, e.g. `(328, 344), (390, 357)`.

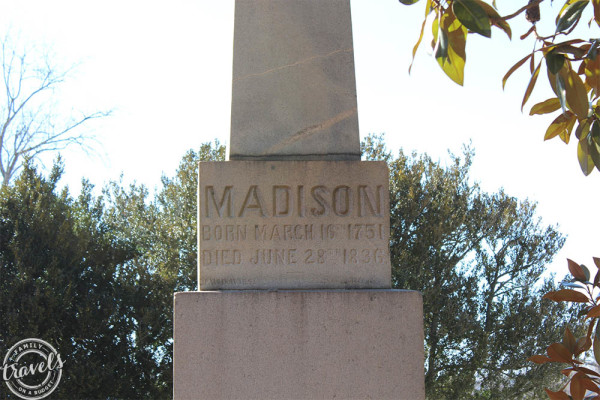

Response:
(174, 0), (425, 398)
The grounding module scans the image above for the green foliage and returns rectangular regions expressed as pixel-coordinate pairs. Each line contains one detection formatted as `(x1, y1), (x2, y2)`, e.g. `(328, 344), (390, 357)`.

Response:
(363, 134), (573, 399)
(0, 141), (225, 398)
(402, 0), (600, 175)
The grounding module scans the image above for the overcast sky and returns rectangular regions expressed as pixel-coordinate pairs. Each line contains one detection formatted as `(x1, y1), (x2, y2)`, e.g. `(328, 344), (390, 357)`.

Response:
(1, 0), (599, 276)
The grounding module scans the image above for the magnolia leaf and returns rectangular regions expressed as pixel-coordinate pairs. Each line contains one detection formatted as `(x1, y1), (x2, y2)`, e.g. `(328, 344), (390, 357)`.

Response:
(595, 256), (600, 269)
(564, 326), (577, 353)
(578, 137), (595, 175)
(556, 72), (568, 115)
(435, 12), (467, 85)
(528, 354), (552, 364)
(530, 98), (561, 115)
(575, 119), (591, 140)
(544, 111), (576, 142)
(565, 69), (591, 119)
(569, 373), (586, 400)
(544, 389), (570, 400)
(576, 335), (593, 354)
(547, 342), (574, 363)
(592, 120), (600, 142)
(452, 0), (491, 38)
(546, 51), (565, 75)
(594, 0), (600, 27)
(556, 1), (590, 33)
(569, 258), (590, 281)
(584, 53), (600, 92)
(399, 0), (421, 4)
(589, 134), (600, 170)
(570, 372), (587, 400)
(576, 365), (600, 377)
(473, 0), (511, 38)
(503, 53), (533, 89)
(409, 17), (428, 74)
(544, 289), (590, 303)
(521, 60), (542, 111)
(588, 305), (600, 319)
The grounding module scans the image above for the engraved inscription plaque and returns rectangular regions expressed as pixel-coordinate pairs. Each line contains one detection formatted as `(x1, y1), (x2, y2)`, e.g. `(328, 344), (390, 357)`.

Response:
(198, 161), (391, 289)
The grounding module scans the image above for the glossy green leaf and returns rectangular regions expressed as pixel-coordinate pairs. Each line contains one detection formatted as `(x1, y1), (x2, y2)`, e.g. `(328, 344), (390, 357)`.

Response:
(575, 118), (591, 140)
(584, 53), (600, 91)
(564, 69), (591, 119)
(546, 51), (565, 75)
(556, 72), (568, 114)
(521, 60), (542, 111)
(453, 0), (491, 38)
(544, 112), (576, 142)
(474, 0), (511, 39)
(592, 120), (600, 145)
(589, 132), (600, 169)
(578, 137), (595, 175)
(530, 98), (561, 115)
(435, 12), (467, 85)
(556, 1), (589, 33)
(503, 53), (533, 89)
(399, 0), (420, 4)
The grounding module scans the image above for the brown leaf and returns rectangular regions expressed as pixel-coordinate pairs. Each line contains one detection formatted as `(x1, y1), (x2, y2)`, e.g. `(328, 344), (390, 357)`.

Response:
(544, 289), (590, 303)
(544, 388), (571, 400)
(588, 304), (600, 319)
(569, 258), (588, 281)
(528, 354), (552, 364)
(564, 326), (577, 353)
(547, 342), (574, 363)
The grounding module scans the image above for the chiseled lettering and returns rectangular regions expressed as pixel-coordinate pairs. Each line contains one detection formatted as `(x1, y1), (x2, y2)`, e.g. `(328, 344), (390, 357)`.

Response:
(201, 249), (242, 265)
(333, 185), (351, 216)
(202, 225), (247, 241)
(310, 186), (329, 216)
(250, 249), (298, 265)
(239, 185), (266, 217)
(358, 185), (383, 217)
(205, 186), (233, 217)
(273, 185), (291, 217)
(254, 224), (314, 240)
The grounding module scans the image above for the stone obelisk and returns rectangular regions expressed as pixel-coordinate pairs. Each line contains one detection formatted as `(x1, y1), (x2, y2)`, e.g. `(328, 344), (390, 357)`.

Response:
(173, 1), (425, 398)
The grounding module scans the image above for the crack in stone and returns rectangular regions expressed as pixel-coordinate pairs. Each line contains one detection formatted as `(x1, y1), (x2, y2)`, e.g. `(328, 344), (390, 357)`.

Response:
(233, 48), (353, 83)
(263, 107), (358, 155)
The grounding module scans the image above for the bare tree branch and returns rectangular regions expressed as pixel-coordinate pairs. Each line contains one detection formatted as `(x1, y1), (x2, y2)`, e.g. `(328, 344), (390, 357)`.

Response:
(0, 32), (110, 185)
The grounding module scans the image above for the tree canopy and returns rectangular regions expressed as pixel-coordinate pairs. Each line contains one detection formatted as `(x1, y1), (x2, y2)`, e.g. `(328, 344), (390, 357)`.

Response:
(0, 138), (569, 398)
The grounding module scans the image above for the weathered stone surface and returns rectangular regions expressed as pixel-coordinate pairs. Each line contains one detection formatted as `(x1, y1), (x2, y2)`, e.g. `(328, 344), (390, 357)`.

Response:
(198, 160), (391, 290)
(173, 290), (425, 400)
(229, 0), (360, 161)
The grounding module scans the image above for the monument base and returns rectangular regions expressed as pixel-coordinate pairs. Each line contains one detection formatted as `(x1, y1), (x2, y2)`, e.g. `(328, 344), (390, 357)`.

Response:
(173, 289), (425, 399)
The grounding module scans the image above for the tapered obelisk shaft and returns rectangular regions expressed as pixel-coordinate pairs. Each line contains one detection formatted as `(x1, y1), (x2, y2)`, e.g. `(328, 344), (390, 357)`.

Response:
(229, 0), (360, 160)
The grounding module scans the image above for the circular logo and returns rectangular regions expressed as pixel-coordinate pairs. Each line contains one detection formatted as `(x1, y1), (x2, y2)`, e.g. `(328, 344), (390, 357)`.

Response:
(2, 338), (64, 399)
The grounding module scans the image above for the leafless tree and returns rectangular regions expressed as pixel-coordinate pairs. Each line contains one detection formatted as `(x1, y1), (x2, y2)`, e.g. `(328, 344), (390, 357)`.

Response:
(0, 33), (109, 185)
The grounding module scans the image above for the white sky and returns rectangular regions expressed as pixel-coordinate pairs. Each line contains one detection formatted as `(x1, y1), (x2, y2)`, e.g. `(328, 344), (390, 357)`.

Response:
(1, 0), (599, 276)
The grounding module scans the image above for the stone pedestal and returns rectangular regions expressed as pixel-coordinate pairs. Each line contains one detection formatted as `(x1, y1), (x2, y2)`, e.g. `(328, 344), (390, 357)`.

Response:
(173, 290), (425, 400)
